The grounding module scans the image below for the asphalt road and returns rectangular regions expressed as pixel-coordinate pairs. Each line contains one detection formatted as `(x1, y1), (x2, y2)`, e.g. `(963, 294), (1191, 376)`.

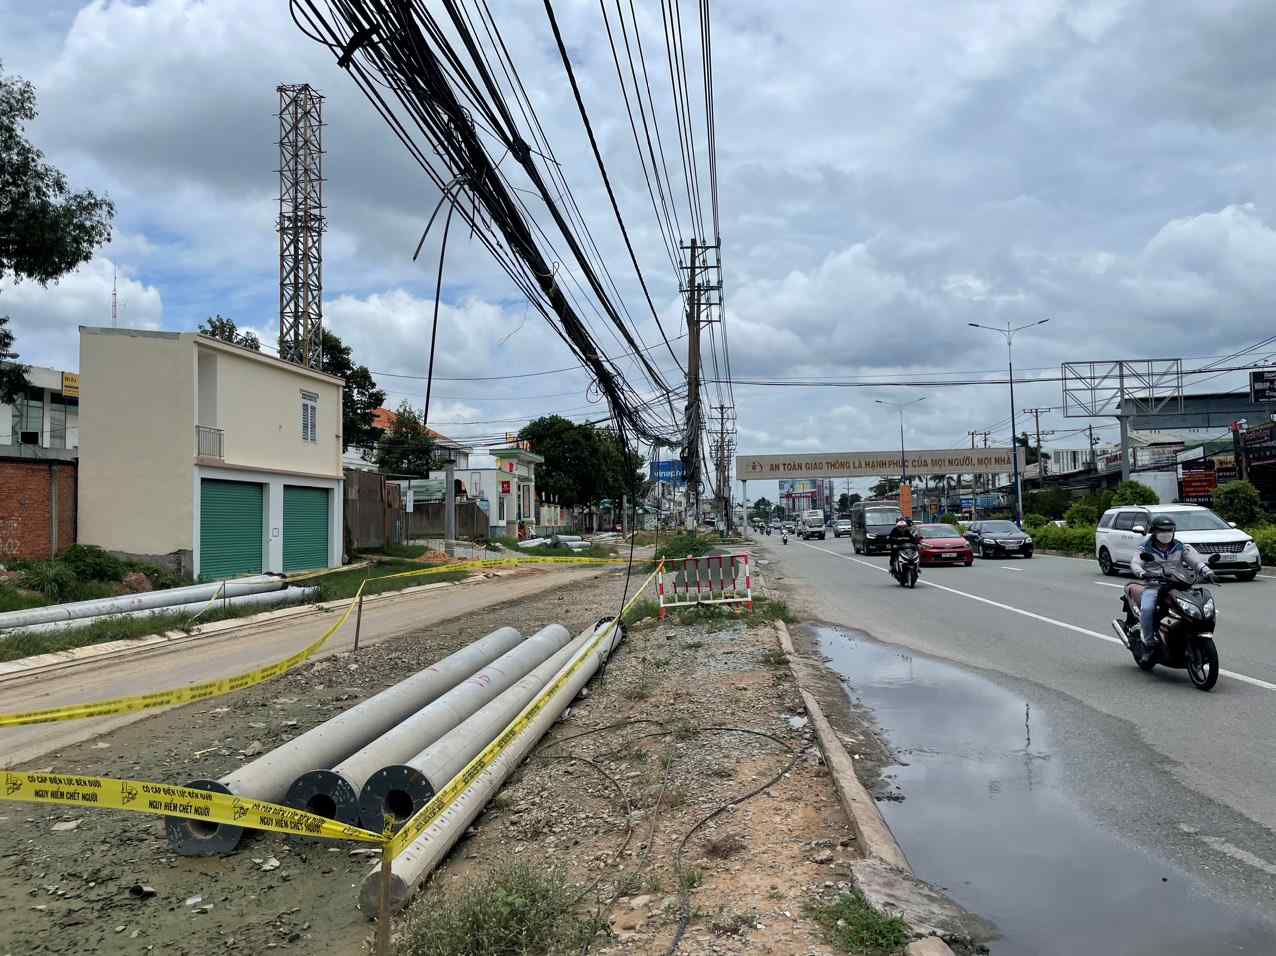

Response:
(754, 531), (1276, 922)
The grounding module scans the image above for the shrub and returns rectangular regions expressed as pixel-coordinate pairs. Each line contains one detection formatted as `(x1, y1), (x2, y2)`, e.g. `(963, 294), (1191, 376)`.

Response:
(937, 513), (963, 529)
(1252, 527), (1276, 565)
(59, 544), (128, 583)
(1214, 480), (1264, 528)
(1023, 488), (1072, 519)
(654, 532), (714, 561)
(400, 861), (593, 956)
(807, 889), (910, 955)
(19, 561), (77, 601)
(1030, 524), (1096, 555)
(1065, 501), (1098, 527)
(1111, 480), (1159, 507)
(1023, 513), (1050, 530)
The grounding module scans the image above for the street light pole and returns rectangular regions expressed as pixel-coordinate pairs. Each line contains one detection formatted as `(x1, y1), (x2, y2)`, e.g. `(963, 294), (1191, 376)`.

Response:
(968, 318), (1050, 527)
(875, 396), (926, 501)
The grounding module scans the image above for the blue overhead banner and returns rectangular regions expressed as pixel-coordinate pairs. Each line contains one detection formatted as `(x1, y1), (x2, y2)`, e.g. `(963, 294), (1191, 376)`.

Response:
(650, 459), (686, 484)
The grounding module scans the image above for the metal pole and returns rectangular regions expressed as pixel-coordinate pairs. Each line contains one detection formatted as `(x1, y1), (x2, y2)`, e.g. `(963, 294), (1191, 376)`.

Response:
(353, 590), (365, 652)
(1008, 330), (1024, 526)
(1118, 364), (1130, 483)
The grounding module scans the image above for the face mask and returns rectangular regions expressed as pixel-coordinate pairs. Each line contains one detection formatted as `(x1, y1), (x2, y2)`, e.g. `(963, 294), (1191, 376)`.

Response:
(1155, 531), (1174, 545)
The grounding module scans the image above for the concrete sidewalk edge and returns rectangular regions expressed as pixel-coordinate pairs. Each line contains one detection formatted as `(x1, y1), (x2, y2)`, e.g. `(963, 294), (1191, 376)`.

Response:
(775, 620), (958, 956)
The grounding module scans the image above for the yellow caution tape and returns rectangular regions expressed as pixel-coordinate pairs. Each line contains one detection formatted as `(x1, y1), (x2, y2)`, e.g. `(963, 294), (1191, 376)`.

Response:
(386, 563), (660, 858)
(0, 554), (629, 727)
(0, 770), (384, 846)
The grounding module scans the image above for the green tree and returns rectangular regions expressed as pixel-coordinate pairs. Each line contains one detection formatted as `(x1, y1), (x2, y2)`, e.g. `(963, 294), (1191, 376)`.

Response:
(374, 401), (434, 477)
(198, 314), (261, 351)
(1111, 480), (1160, 507)
(1214, 480), (1263, 527)
(871, 477), (900, 498)
(751, 496), (774, 520)
(0, 316), (27, 404)
(519, 415), (596, 508)
(1, 62), (114, 401)
(317, 330), (384, 451)
(771, 504), (785, 519)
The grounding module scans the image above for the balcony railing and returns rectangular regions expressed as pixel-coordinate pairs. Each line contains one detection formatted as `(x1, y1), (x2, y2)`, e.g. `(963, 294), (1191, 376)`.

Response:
(196, 425), (224, 459)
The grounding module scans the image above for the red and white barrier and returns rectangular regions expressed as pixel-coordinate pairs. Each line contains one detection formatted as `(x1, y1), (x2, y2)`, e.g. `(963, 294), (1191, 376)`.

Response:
(657, 553), (753, 620)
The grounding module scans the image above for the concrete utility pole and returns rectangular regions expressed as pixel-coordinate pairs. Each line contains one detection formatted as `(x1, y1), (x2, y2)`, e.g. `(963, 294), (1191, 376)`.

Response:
(1024, 407), (1047, 489)
(684, 238), (701, 530)
(1088, 424), (1097, 472)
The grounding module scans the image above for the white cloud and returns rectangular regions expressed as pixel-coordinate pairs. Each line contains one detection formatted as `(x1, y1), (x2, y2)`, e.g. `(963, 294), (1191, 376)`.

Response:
(0, 257), (163, 371)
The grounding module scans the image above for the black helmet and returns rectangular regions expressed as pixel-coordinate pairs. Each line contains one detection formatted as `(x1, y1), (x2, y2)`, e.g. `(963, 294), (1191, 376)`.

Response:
(904, 517), (914, 526)
(1150, 515), (1175, 534)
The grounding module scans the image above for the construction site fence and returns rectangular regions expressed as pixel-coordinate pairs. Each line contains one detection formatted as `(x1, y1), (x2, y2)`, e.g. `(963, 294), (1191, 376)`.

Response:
(657, 552), (752, 619)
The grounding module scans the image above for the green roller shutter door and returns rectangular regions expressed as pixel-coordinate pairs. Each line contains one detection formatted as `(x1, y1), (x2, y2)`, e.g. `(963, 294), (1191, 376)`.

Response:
(199, 479), (264, 581)
(283, 485), (330, 572)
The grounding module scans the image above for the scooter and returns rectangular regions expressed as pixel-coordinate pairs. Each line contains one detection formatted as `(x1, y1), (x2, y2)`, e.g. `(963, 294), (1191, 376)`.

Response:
(781, 531), (789, 545)
(1111, 552), (1221, 691)
(891, 544), (920, 588)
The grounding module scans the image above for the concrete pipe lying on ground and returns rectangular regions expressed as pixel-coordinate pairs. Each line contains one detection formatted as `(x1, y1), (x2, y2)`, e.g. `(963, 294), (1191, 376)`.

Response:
(166, 626), (523, 856)
(358, 623), (598, 834)
(1, 586), (319, 639)
(285, 624), (573, 825)
(0, 575), (284, 631)
(359, 618), (624, 914)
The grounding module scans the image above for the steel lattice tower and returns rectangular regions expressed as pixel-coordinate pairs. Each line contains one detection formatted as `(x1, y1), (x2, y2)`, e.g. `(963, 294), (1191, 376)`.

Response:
(277, 83), (325, 369)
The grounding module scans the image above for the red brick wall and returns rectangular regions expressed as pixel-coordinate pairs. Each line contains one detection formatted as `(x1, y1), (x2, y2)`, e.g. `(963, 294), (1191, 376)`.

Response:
(0, 459), (78, 562)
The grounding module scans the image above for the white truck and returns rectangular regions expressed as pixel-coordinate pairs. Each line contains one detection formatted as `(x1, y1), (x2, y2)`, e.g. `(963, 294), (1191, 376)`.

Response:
(799, 509), (827, 540)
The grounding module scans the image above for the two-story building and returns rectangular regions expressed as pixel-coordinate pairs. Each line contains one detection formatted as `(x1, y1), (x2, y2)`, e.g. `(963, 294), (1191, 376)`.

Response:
(78, 328), (345, 579)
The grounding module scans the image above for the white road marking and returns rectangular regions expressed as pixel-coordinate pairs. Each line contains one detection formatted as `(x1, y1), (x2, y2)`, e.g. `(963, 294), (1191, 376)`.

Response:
(1000, 566), (1025, 572)
(1093, 582), (1125, 589)
(802, 541), (1276, 692)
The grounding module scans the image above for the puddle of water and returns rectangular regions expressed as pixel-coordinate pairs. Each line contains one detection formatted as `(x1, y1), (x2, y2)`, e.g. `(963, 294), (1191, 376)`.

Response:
(817, 628), (1276, 955)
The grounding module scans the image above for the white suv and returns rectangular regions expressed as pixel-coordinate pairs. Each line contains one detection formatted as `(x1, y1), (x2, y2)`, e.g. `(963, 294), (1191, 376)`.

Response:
(1095, 503), (1261, 581)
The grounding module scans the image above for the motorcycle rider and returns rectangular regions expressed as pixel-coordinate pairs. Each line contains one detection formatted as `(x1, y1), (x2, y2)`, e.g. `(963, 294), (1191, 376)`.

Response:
(888, 516), (920, 577)
(1128, 515), (1212, 660)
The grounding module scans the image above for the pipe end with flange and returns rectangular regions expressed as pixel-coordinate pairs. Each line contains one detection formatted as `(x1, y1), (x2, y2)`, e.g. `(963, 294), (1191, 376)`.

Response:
(358, 764), (435, 837)
(166, 779), (241, 856)
(284, 769), (362, 826)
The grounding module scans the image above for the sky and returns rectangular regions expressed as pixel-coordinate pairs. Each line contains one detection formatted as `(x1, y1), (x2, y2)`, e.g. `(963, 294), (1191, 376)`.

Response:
(3, 0), (1276, 502)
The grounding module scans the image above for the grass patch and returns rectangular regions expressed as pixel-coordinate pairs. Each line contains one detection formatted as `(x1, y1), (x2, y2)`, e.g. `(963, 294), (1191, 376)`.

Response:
(0, 602), (264, 663)
(376, 543), (439, 559)
(703, 833), (746, 860)
(400, 860), (597, 956)
(654, 532), (715, 561)
(315, 560), (471, 601)
(657, 596), (794, 628)
(807, 889), (910, 955)
(0, 584), (48, 615)
(622, 598), (660, 626)
(759, 647), (788, 668)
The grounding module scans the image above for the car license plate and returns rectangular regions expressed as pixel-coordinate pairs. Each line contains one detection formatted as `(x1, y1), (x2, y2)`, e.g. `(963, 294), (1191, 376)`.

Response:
(942, 553), (958, 560)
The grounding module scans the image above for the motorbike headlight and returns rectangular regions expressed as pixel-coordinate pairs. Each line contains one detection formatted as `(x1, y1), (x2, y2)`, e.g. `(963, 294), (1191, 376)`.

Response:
(1203, 597), (1216, 617)
(1175, 595), (1202, 619)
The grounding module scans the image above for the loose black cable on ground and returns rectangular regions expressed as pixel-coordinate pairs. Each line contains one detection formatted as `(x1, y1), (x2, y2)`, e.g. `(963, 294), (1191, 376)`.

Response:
(663, 732), (803, 956)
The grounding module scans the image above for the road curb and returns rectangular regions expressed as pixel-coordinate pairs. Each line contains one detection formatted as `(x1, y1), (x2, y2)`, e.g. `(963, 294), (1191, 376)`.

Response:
(775, 620), (958, 956)
(775, 620), (910, 871)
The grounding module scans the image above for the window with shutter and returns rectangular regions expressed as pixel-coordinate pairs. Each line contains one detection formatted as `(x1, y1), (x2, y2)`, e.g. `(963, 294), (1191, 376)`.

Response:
(301, 390), (318, 442)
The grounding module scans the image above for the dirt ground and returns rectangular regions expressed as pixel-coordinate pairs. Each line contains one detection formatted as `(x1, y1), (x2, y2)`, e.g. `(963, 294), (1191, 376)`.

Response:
(0, 557), (894, 956)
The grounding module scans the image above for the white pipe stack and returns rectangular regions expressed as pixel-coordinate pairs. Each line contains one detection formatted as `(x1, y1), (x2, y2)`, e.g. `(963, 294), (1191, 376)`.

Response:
(167, 626), (523, 856)
(284, 624), (573, 825)
(357, 624), (596, 834)
(359, 618), (624, 914)
(0, 575), (283, 631)
(3, 587), (318, 638)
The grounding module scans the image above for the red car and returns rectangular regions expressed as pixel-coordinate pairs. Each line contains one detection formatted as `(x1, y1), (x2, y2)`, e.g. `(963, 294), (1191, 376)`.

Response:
(916, 523), (974, 566)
